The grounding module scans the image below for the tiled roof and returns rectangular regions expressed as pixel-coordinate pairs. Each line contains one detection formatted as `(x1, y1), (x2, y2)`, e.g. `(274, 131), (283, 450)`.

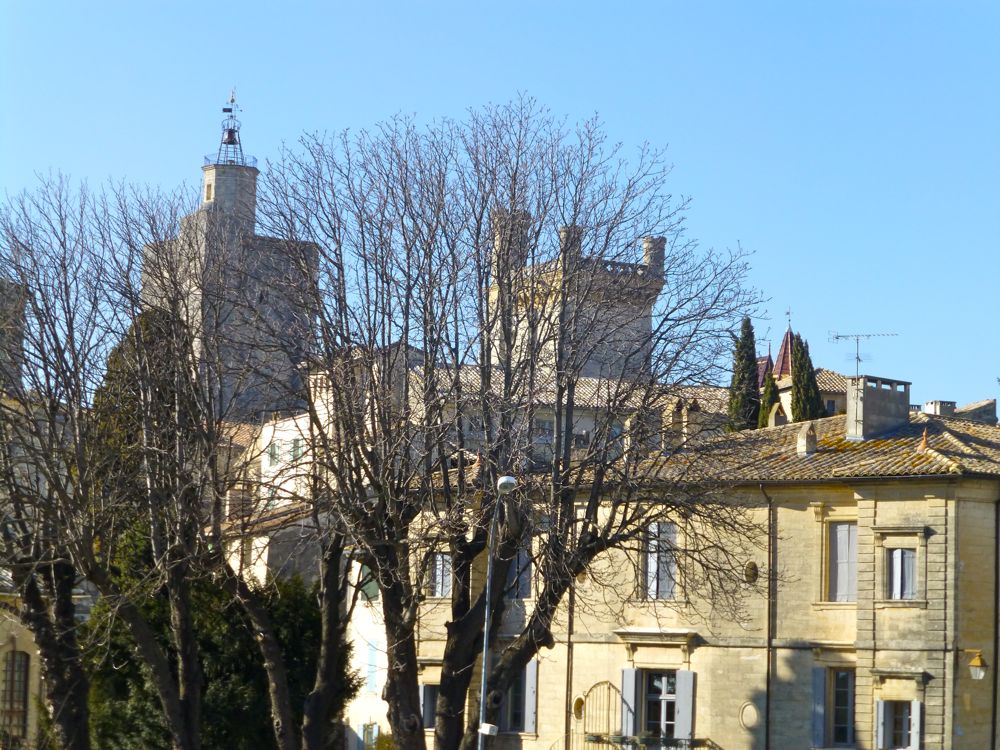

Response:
(772, 328), (794, 380)
(775, 368), (847, 395)
(657, 413), (1000, 483)
(756, 355), (773, 389)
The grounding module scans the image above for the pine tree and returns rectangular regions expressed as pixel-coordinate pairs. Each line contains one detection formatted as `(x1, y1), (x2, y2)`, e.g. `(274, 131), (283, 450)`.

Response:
(727, 317), (760, 431)
(758, 370), (778, 428)
(790, 333), (825, 421)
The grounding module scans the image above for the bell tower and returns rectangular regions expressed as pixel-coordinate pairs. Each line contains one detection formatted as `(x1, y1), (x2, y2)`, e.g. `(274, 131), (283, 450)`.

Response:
(200, 91), (258, 229)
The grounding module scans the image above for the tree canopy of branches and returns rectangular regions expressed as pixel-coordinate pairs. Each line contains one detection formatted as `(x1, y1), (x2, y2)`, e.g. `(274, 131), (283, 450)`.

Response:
(727, 317), (760, 431)
(791, 333), (824, 421)
(257, 98), (764, 750)
(0, 177), (359, 750)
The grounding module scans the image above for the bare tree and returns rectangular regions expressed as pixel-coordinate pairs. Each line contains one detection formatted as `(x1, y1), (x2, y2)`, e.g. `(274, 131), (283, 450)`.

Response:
(257, 98), (765, 750)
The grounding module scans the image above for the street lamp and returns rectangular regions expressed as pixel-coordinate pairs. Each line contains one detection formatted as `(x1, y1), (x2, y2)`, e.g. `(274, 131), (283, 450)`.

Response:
(477, 475), (517, 749)
(966, 650), (988, 681)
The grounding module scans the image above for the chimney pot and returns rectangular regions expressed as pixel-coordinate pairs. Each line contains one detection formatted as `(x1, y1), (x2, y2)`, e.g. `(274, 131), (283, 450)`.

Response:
(797, 421), (817, 456)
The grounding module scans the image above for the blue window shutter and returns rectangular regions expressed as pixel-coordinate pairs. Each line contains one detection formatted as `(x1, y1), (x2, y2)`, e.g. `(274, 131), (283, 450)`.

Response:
(811, 667), (826, 747)
(523, 659), (538, 733)
(908, 701), (921, 750)
(903, 549), (916, 600)
(621, 668), (638, 737)
(875, 700), (887, 749)
(674, 670), (696, 740)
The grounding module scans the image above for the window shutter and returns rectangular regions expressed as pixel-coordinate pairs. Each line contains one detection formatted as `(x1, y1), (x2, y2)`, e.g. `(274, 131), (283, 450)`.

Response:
(660, 524), (677, 599)
(875, 700), (887, 749)
(621, 668), (638, 737)
(646, 526), (659, 597)
(523, 659), (538, 733)
(903, 549), (916, 600)
(674, 670), (696, 740)
(890, 548), (901, 599)
(908, 700), (921, 750)
(811, 667), (826, 747)
(846, 523), (857, 601)
(421, 685), (435, 729)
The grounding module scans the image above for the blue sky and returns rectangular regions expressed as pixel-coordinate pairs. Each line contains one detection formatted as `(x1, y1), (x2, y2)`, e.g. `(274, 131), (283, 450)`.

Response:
(3, 1), (997, 405)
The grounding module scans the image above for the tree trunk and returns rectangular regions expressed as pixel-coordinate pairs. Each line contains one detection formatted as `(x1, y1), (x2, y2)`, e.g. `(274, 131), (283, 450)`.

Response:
(301, 541), (348, 750)
(167, 558), (202, 750)
(381, 587), (425, 750)
(19, 563), (91, 750)
(222, 568), (299, 750)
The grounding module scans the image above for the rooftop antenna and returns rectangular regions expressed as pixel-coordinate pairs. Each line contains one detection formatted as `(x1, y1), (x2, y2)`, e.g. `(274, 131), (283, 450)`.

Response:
(828, 331), (898, 379)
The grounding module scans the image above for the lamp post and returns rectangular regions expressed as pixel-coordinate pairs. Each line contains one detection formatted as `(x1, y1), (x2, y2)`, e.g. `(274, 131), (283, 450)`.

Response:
(477, 475), (517, 749)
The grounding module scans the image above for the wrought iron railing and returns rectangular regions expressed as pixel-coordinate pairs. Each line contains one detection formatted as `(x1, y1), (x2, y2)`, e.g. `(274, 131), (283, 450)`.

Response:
(203, 154), (258, 168)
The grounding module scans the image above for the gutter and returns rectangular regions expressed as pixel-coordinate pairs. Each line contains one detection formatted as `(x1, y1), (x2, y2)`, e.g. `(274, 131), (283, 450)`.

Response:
(759, 483), (775, 750)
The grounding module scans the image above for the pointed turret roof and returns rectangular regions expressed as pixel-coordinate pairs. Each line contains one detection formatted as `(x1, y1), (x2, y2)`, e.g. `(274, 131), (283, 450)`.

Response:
(773, 326), (795, 380)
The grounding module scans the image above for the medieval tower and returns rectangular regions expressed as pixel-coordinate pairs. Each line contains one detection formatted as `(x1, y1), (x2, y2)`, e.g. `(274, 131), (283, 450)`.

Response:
(143, 94), (316, 419)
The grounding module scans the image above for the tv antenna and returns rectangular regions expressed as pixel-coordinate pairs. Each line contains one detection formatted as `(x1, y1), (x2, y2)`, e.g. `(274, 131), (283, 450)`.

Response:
(829, 331), (898, 379)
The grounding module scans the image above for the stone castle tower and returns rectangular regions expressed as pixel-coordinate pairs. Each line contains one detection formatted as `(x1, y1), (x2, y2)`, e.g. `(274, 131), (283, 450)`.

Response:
(489, 209), (665, 382)
(143, 95), (316, 420)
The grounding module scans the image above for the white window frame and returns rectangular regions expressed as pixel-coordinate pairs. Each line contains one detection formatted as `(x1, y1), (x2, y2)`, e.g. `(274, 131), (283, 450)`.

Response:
(827, 521), (858, 603)
(621, 668), (694, 741)
(874, 527), (928, 606)
(494, 659), (538, 735)
(875, 699), (921, 750)
(813, 665), (855, 747)
(645, 522), (677, 600)
(887, 548), (917, 600)
(428, 552), (452, 598)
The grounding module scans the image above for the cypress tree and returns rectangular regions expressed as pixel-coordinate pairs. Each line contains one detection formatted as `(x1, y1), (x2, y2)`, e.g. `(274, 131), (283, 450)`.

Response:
(758, 370), (778, 428)
(727, 317), (760, 431)
(790, 333), (825, 421)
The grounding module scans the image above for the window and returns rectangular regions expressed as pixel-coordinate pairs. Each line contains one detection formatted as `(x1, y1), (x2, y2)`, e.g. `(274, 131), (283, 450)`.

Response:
(644, 671), (677, 738)
(573, 430), (590, 449)
(505, 547), (531, 599)
(500, 666), (526, 731)
(828, 522), (857, 602)
(290, 438), (304, 460)
(875, 700), (921, 749)
(887, 548), (916, 600)
(359, 563), (380, 602)
(0, 651), (28, 740)
(826, 399), (837, 415)
(621, 668), (694, 741)
(428, 553), (452, 598)
(420, 684), (438, 729)
(497, 660), (538, 734)
(533, 419), (554, 445)
(205, 183), (213, 201)
(645, 523), (677, 600)
(267, 441), (280, 466)
(813, 667), (855, 746)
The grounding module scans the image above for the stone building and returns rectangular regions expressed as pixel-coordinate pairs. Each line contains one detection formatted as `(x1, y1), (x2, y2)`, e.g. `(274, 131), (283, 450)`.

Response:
(142, 97), (316, 420)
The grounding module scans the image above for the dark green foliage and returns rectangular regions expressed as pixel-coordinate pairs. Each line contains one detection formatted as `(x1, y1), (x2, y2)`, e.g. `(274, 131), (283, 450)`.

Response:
(86, 576), (329, 750)
(727, 317), (760, 431)
(758, 370), (778, 428)
(790, 333), (825, 421)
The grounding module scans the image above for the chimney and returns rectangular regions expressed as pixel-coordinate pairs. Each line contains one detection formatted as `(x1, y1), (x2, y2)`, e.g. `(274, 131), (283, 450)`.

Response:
(922, 400), (956, 417)
(490, 209), (531, 277)
(796, 421), (817, 456)
(558, 225), (583, 259)
(642, 236), (666, 278)
(846, 375), (911, 441)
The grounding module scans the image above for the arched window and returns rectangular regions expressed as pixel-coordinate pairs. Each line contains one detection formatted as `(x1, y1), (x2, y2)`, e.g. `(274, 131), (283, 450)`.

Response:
(0, 650), (29, 740)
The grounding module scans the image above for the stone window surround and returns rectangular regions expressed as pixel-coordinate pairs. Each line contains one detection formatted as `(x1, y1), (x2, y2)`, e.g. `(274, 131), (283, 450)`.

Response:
(872, 525), (929, 608)
(811, 502), (858, 606)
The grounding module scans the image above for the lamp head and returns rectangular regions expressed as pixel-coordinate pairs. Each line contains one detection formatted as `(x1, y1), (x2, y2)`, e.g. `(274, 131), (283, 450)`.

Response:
(497, 475), (517, 495)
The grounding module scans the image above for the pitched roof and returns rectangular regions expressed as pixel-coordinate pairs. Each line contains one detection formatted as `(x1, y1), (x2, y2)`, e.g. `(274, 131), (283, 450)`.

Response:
(756, 355), (773, 389)
(776, 368), (848, 394)
(659, 412), (1000, 483)
(772, 327), (794, 380)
